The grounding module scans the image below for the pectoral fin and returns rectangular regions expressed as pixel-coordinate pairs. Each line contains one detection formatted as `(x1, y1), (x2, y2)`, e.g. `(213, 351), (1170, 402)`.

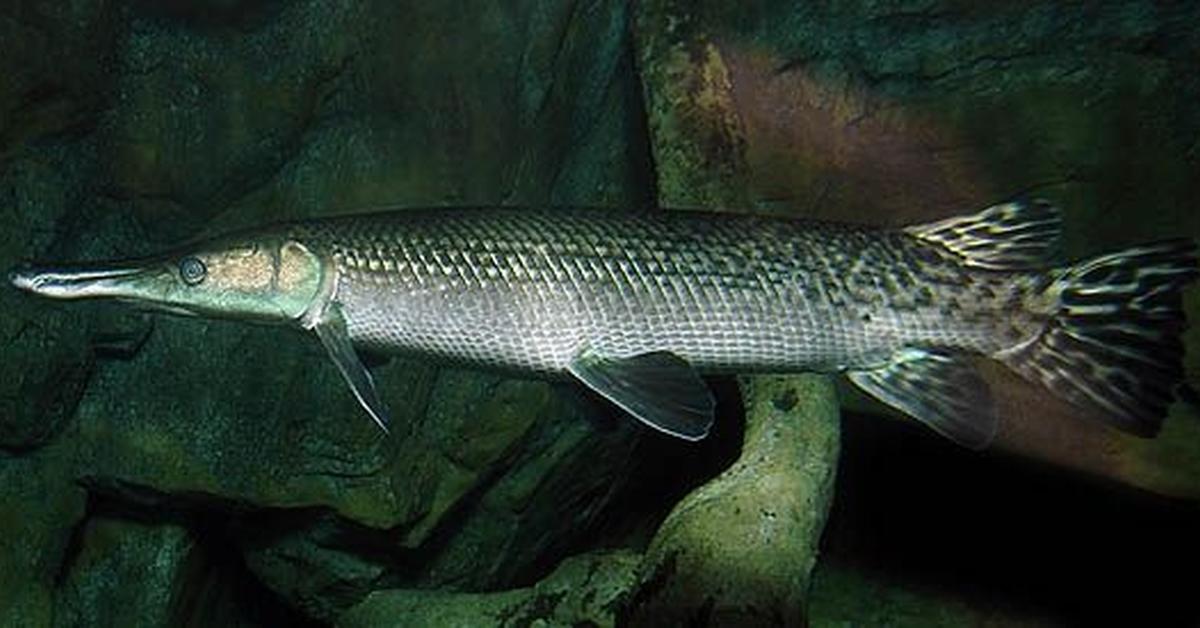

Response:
(314, 304), (391, 433)
(567, 350), (714, 441)
(847, 348), (997, 449)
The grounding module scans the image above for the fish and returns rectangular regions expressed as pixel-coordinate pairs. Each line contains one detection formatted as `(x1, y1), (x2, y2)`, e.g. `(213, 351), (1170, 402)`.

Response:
(8, 201), (1197, 449)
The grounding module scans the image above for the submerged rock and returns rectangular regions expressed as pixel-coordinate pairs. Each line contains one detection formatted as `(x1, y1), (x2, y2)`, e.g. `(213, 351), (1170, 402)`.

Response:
(228, 378), (641, 621)
(624, 375), (841, 626)
(633, 0), (751, 211)
(98, 0), (384, 233)
(237, 511), (388, 623)
(0, 442), (86, 627)
(334, 377), (840, 627)
(337, 550), (640, 628)
(53, 518), (198, 628)
(0, 1), (119, 152)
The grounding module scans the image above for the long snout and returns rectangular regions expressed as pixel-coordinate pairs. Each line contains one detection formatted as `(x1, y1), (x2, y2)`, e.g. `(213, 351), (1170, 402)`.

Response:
(8, 261), (166, 301)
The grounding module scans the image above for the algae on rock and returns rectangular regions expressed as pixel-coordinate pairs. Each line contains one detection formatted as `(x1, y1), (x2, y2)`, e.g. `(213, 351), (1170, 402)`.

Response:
(54, 518), (198, 628)
(335, 376), (842, 627)
(0, 443), (86, 628)
(625, 375), (840, 626)
(338, 550), (641, 628)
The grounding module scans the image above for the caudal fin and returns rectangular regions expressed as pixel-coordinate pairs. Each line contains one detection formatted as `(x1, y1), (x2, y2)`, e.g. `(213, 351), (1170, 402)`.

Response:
(1004, 240), (1198, 436)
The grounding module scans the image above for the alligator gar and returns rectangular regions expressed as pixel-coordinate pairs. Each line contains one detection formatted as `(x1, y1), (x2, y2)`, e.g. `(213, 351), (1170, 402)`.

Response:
(9, 201), (1196, 448)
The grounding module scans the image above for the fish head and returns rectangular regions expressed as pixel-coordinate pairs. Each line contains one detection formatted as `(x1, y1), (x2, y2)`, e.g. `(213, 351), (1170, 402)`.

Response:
(9, 230), (326, 324)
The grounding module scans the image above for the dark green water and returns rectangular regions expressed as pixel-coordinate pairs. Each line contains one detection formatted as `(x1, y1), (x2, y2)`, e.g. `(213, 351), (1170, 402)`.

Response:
(2, 0), (1198, 625)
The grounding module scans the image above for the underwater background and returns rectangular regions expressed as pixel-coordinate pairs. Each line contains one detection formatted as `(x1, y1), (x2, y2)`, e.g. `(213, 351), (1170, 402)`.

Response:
(1, 1), (1198, 626)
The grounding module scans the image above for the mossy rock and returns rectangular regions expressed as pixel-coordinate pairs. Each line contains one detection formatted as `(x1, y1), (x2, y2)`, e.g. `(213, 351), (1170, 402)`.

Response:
(0, 442), (86, 627)
(625, 375), (840, 626)
(53, 518), (198, 628)
(336, 550), (641, 628)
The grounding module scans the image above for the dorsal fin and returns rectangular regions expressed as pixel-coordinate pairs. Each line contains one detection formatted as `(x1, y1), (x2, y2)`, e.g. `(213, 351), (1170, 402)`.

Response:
(905, 199), (1062, 270)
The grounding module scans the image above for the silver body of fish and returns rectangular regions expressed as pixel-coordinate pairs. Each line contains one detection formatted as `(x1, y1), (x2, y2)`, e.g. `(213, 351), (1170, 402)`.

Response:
(327, 209), (1026, 372)
(9, 202), (1197, 448)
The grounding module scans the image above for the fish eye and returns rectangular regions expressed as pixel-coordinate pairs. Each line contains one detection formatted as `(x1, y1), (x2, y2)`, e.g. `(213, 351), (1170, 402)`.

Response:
(179, 256), (207, 285)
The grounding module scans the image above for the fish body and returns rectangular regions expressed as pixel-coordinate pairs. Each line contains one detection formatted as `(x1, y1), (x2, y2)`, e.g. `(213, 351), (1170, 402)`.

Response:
(306, 209), (1035, 373)
(9, 202), (1196, 448)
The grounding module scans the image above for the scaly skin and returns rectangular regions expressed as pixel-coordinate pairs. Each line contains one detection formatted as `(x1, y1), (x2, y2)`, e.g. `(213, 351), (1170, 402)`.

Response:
(285, 208), (1048, 375)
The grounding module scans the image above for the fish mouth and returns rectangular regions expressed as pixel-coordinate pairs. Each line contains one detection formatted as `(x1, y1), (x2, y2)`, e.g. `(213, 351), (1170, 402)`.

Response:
(8, 261), (165, 300)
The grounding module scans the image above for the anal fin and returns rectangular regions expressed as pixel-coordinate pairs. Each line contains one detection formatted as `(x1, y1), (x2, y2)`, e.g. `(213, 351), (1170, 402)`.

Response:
(314, 304), (392, 434)
(847, 348), (997, 449)
(567, 350), (715, 441)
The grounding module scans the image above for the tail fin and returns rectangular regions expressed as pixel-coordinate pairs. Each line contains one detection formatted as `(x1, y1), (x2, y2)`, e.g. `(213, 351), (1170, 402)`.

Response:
(1004, 240), (1198, 436)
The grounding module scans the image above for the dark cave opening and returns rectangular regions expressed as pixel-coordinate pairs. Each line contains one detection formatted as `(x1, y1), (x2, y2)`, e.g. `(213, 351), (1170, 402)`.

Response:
(824, 410), (1200, 625)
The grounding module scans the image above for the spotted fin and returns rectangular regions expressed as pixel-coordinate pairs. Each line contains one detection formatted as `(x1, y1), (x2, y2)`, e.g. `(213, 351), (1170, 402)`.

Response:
(1001, 239), (1198, 436)
(848, 348), (998, 449)
(567, 350), (715, 441)
(314, 303), (391, 434)
(905, 199), (1062, 270)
